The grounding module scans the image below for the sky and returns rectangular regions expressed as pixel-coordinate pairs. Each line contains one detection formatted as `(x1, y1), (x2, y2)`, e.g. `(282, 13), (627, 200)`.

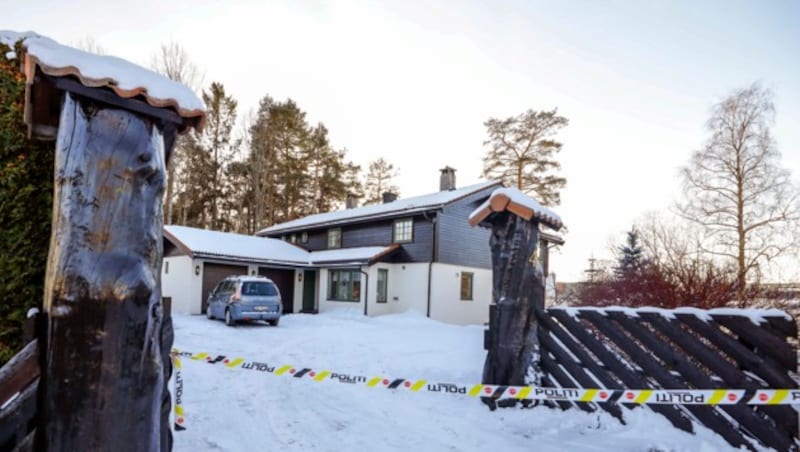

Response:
(3, 0), (799, 282)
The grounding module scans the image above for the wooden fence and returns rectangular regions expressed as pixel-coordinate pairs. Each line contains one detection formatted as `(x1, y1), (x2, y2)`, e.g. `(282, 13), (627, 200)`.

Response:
(535, 306), (798, 451)
(0, 315), (43, 451)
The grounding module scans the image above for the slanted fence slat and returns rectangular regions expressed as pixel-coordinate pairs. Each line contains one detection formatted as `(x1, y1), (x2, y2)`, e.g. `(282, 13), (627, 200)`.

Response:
(545, 309), (694, 432)
(536, 315), (624, 422)
(537, 307), (799, 451)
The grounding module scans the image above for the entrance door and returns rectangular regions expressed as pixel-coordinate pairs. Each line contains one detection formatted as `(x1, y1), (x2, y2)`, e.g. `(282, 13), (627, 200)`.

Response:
(302, 270), (317, 313)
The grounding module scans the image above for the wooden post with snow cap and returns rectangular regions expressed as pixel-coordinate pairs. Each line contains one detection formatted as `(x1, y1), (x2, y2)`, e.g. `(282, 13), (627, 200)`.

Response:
(12, 32), (204, 452)
(469, 187), (563, 408)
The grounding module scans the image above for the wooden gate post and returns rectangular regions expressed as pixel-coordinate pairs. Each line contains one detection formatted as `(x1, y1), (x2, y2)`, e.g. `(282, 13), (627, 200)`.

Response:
(41, 93), (173, 452)
(482, 212), (545, 387)
(469, 188), (563, 407)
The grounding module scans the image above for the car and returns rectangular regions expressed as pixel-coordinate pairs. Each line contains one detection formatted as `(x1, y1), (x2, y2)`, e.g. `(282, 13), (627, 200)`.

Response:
(205, 275), (283, 327)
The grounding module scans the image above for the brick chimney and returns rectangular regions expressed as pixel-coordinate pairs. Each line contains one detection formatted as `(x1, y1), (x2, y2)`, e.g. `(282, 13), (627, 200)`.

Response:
(440, 166), (456, 191)
(346, 192), (359, 209)
(382, 192), (398, 203)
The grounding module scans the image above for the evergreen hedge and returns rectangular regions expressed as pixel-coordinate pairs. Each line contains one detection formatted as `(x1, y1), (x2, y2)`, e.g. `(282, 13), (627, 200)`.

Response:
(0, 39), (54, 365)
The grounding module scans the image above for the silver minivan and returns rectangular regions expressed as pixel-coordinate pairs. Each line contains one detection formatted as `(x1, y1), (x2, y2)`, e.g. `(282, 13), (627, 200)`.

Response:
(206, 275), (283, 327)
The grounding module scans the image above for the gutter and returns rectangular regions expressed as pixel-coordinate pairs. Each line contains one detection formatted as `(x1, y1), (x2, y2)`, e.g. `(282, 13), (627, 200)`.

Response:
(423, 211), (439, 318)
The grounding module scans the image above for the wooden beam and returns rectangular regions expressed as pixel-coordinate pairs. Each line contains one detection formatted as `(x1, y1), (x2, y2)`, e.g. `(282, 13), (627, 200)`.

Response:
(41, 93), (172, 451)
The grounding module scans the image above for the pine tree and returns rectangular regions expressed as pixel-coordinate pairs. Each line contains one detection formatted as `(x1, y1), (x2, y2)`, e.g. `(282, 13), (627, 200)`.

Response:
(482, 108), (568, 206)
(364, 158), (399, 205)
(615, 228), (645, 279)
(202, 82), (238, 230)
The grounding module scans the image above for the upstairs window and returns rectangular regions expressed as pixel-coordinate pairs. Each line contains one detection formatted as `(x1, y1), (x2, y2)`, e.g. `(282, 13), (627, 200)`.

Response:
(393, 218), (413, 243)
(327, 228), (342, 249)
(301, 232), (308, 243)
(460, 272), (474, 301)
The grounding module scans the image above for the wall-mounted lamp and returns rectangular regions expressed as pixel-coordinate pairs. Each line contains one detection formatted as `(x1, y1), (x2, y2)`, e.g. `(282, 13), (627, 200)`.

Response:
(194, 265), (201, 276)
(298, 273), (303, 282)
(251, 270), (256, 276)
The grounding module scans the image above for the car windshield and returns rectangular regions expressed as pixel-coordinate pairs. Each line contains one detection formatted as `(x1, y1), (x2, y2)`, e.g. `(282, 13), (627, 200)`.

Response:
(241, 281), (278, 296)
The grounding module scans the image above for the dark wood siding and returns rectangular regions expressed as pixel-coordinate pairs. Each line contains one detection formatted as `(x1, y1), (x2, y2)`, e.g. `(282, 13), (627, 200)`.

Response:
(285, 214), (434, 263)
(436, 188), (494, 269)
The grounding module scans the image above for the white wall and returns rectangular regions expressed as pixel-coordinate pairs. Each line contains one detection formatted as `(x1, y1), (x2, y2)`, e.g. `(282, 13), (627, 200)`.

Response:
(429, 263), (492, 325)
(162, 256), (203, 315)
(293, 269), (305, 313)
(384, 263), (428, 316)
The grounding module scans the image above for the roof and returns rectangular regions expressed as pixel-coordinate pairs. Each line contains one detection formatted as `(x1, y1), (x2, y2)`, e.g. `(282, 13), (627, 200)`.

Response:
(257, 180), (502, 236)
(164, 226), (398, 267)
(309, 245), (399, 266)
(1, 30), (205, 133)
(164, 225), (309, 266)
(468, 187), (563, 230)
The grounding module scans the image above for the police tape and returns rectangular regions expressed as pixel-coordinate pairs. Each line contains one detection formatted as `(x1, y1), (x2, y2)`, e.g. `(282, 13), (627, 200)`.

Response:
(172, 354), (186, 431)
(170, 349), (800, 406)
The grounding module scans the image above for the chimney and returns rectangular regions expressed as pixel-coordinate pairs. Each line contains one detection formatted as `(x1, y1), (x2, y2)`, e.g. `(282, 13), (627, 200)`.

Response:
(382, 191), (398, 203)
(440, 166), (456, 191)
(346, 192), (359, 209)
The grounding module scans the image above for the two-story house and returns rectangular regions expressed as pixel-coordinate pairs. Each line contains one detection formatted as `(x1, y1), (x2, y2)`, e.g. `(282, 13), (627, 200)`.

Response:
(162, 168), (562, 325)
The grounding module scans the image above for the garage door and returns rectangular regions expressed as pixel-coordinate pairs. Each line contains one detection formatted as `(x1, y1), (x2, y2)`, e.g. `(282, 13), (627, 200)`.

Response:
(259, 268), (295, 314)
(202, 263), (248, 313)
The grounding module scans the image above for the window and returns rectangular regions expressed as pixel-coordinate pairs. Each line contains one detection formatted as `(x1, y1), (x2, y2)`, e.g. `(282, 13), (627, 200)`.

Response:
(328, 269), (361, 301)
(376, 269), (388, 303)
(460, 272), (474, 300)
(393, 218), (413, 243)
(240, 281), (278, 296)
(327, 228), (342, 249)
(301, 232), (308, 243)
(290, 234), (297, 244)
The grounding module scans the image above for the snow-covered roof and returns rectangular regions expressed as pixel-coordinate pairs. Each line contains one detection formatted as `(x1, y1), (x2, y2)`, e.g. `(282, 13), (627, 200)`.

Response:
(165, 225), (310, 266)
(258, 181), (501, 236)
(309, 245), (399, 266)
(164, 226), (398, 267)
(468, 187), (563, 230)
(1, 30), (205, 132)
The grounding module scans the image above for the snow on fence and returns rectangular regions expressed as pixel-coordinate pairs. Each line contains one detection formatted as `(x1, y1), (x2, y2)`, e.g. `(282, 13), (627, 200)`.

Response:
(532, 306), (799, 451)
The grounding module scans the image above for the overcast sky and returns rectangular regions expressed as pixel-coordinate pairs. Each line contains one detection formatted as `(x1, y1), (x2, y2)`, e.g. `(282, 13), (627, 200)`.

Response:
(4, 0), (799, 282)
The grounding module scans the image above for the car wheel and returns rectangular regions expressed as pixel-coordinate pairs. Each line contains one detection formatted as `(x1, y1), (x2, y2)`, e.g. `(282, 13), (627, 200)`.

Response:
(206, 308), (213, 320)
(225, 309), (235, 327)
(269, 318), (280, 327)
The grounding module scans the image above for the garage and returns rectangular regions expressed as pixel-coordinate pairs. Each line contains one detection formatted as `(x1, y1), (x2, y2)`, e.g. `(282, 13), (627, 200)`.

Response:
(202, 263), (249, 313)
(259, 268), (295, 314)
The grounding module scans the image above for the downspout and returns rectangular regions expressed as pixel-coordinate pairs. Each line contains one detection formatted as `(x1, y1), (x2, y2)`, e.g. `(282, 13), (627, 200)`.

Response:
(360, 268), (369, 317)
(424, 211), (438, 318)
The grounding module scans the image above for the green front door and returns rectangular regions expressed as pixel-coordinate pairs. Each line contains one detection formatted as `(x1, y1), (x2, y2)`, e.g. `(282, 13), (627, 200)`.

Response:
(302, 270), (316, 313)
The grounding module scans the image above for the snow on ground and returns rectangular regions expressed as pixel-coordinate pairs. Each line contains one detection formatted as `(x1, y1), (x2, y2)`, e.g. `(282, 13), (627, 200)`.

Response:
(172, 310), (740, 452)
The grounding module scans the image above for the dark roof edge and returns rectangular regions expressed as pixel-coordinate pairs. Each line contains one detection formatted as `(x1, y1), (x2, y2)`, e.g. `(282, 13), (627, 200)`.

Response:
(259, 182), (502, 236)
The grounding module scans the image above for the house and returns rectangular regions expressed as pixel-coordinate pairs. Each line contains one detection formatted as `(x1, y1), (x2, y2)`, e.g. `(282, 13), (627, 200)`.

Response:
(162, 168), (563, 325)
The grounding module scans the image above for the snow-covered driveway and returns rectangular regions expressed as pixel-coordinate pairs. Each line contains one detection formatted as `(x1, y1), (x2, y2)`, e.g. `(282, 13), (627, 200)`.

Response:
(172, 310), (736, 452)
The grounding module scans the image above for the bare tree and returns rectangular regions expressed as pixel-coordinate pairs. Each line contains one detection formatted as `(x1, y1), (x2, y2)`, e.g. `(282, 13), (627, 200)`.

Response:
(150, 42), (205, 225)
(482, 108), (568, 206)
(363, 157), (399, 205)
(678, 83), (800, 300)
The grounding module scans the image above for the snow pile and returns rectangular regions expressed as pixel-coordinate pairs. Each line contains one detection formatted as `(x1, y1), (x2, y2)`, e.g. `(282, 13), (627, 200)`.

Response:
(172, 311), (739, 451)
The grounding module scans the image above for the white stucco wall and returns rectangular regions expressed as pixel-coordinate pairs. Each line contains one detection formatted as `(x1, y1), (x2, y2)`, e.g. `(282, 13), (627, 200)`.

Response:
(429, 263), (492, 325)
(162, 256), (203, 315)
(293, 269), (305, 313)
(385, 263), (428, 316)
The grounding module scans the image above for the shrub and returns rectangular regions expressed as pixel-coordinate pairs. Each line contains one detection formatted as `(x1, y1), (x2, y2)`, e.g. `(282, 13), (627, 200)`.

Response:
(0, 39), (54, 364)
